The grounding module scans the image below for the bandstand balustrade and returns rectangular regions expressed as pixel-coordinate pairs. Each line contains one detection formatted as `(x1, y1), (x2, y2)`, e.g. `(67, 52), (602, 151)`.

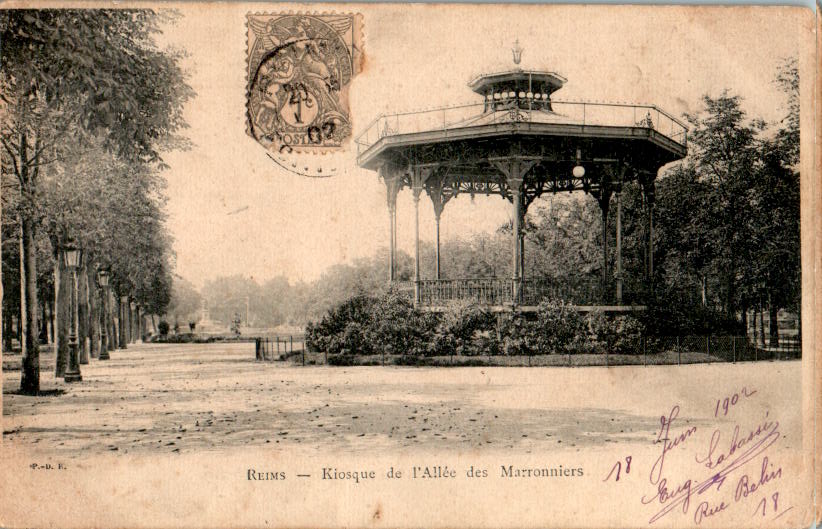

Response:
(356, 100), (688, 158)
(415, 277), (604, 307)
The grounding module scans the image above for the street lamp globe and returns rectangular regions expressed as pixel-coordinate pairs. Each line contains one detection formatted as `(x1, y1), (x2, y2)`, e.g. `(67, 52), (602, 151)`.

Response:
(63, 244), (83, 270)
(572, 165), (585, 178)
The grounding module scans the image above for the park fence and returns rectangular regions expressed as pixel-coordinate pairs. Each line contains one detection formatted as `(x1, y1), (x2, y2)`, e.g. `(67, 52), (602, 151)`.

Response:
(646, 335), (800, 365)
(255, 336), (306, 363)
(254, 334), (801, 367)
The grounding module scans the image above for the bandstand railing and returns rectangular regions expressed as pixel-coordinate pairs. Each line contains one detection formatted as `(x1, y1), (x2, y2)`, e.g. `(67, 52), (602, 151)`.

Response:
(415, 277), (606, 307)
(355, 100), (688, 156)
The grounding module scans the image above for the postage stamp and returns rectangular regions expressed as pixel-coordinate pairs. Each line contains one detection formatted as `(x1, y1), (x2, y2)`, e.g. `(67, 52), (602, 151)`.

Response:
(246, 13), (362, 155)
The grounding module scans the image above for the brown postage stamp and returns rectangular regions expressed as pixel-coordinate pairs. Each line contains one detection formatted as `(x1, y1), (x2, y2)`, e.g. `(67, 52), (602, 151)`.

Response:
(246, 13), (363, 155)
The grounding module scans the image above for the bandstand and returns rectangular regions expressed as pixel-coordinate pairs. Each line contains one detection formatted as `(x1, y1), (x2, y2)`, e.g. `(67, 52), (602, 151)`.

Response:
(356, 46), (688, 311)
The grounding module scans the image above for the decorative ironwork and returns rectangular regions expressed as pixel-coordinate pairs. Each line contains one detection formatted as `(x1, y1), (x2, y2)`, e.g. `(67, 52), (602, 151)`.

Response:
(416, 277), (604, 307)
(512, 39), (523, 65)
(508, 107), (530, 122)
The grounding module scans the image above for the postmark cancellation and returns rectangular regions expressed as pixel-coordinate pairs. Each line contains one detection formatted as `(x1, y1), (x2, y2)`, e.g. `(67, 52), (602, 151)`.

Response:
(246, 13), (363, 155)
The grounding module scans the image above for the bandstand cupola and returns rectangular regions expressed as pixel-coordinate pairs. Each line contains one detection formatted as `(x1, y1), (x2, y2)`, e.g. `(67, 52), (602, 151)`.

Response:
(468, 42), (566, 112)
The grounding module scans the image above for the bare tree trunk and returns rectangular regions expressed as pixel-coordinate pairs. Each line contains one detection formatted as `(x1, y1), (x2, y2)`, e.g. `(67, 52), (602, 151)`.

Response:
(109, 291), (117, 352)
(39, 302), (48, 344)
(55, 258), (70, 377)
(129, 303), (135, 343)
(768, 298), (779, 348)
(758, 306), (766, 347)
(19, 230), (27, 355)
(78, 265), (89, 364)
(2, 307), (13, 352)
(49, 299), (55, 346)
(87, 268), (100, 359)
(19, 217), (40, 394)
(16, 312), (22, 351)
(128, 299), (134, 343)
(700, 276), (707, 307)
(726, 261), (736, 319)
(751, 308), (757, 342)
(118, 296), (128, 349)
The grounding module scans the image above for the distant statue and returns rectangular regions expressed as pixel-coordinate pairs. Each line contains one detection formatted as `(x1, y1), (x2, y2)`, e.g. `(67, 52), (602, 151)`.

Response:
(231, 313), (242, 336)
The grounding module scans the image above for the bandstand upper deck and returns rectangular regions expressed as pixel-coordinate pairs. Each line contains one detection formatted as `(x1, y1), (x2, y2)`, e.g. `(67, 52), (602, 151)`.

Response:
(355, 46), (688, 312)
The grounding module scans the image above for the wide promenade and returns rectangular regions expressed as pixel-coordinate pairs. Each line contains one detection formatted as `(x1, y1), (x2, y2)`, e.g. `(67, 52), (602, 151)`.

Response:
(2, 343), (802, 457)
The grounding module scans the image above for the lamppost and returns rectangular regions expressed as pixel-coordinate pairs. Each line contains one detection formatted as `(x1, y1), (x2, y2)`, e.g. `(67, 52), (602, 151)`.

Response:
(62, 243), (83, 383)
(97, 269), (110, 360)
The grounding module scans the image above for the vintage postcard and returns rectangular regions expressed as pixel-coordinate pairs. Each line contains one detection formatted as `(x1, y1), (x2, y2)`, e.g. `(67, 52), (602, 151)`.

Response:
(0, 3), (819, 528)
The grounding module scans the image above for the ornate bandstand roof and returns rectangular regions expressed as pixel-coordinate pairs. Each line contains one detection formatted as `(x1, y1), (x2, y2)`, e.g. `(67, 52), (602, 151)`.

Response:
(355, 44), (688, 184)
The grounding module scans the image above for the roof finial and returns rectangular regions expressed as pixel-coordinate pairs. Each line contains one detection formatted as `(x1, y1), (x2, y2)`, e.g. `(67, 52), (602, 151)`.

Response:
(512, 39), (523, 65)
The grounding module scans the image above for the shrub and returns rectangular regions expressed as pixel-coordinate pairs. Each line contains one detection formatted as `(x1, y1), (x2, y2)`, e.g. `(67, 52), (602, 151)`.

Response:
(368, 290), (434, 356)
(305, 290), (436, 357)
(639, 301), (744, 336)
(532, 299), (586, 354)
(156, 332), (199, 344)
(304, 321), (317, 351)
(586, 310), (645, 354)
(498, 300), (586, 356)
(158, 320), (170, 336)
(308, 295), (378, 355)
(498, 311), (533, 356)
(327, 353), (356, 366)
(430, 300), (494, 356)
(395, 354), (427, 366)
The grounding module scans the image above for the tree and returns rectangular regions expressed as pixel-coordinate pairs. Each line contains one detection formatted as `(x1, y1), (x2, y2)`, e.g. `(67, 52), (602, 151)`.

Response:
(744, 59), (800, 345)
(653, 165), (717, 306)
(166, 277), (202, 327)
(202, 275), (260, 326)
(684, 93), (763, 318)
(1, 10), (192, 393)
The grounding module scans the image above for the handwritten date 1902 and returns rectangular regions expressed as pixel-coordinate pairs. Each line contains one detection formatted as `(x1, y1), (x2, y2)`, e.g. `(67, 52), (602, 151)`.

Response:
(714, 387), (757, 418)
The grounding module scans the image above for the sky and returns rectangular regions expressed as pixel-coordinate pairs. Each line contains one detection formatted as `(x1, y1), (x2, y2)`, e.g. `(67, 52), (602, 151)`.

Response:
(158, 4), (806, 288)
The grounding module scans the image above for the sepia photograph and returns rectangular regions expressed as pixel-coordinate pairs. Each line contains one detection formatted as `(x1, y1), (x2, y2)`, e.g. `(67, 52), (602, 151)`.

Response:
(0, 3), (818, 528)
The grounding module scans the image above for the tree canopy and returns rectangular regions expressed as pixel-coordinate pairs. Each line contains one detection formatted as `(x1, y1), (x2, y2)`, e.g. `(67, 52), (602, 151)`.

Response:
(1, 9), (193, 393)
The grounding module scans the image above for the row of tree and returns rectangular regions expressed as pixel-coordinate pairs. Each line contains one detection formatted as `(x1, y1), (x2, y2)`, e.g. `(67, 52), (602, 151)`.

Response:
(1, 10), (193, 394)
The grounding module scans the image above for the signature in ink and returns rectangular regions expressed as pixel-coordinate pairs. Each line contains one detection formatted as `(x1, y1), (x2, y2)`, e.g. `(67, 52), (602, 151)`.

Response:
(695, 411), (774, 470)
(644, 412), (780, 524)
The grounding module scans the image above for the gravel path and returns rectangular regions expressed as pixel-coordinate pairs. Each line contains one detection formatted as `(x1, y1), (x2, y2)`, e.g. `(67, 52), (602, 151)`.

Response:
(2, 343), (801, 458)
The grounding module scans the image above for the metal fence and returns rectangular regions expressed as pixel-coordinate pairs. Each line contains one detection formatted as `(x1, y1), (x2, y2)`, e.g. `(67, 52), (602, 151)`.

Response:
(647, 335), (800, 364)
(254, 335), (800, 367)
(417, 277), (603, 307)
(254, 336), (306, 363)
